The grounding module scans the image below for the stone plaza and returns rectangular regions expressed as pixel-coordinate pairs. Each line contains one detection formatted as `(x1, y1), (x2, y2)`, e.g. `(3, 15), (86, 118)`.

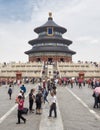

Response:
(0, 83), (100, 130)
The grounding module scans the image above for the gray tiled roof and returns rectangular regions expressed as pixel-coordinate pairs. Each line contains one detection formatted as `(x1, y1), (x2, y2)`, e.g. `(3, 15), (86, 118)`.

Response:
(25, 46), (76, 55)
(29, 37), (72, 46)
(34, 18), (67, 34)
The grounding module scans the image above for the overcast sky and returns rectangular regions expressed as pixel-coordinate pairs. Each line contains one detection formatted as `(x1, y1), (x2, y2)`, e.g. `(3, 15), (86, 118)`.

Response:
(0, 0), (100, 63)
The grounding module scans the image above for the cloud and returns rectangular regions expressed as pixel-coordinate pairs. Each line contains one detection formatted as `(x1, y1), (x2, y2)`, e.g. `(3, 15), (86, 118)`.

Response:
(75, 36), (99, 44)
(71, 36), (100, 62)
(0, 0), (33, 22)
(0, 21), (33, 62)
(0, 0), (100, 63)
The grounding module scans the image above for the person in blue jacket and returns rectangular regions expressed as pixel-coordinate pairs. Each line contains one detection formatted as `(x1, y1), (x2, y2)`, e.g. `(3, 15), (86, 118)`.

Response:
(20, 84), (26, 93)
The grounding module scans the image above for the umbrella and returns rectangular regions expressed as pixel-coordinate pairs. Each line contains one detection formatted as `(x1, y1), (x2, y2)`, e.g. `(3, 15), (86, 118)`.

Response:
(94, 87), (100, 94)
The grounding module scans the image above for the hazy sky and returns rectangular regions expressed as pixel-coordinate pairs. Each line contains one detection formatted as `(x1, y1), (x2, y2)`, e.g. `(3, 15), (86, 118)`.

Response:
(0, 0), (100, 63)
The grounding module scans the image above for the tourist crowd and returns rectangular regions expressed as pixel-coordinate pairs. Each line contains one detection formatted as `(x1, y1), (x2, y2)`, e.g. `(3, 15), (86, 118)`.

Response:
(7, 78), (58, 124)
(5, 76), (100, 124)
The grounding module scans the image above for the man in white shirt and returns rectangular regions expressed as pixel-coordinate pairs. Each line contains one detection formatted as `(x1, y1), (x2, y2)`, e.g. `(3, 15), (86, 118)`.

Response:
(48, 91), (57, 118)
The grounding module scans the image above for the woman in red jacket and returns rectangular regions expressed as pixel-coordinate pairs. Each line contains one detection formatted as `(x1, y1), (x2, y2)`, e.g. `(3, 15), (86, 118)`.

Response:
(16, 95), (26, 124)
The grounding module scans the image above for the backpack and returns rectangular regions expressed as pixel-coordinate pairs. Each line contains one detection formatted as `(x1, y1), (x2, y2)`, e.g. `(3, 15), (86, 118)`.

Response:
(36, 95), (39, 102)
(36, 94), (42, 102)
(8, 88), (12, 94)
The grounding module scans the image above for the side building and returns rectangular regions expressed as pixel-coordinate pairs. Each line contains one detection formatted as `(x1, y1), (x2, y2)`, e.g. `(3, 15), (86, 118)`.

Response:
(0, 62), (100, 81)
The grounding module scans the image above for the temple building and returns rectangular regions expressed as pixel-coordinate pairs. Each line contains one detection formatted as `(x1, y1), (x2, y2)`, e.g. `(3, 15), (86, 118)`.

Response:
(25, 13), (76, 62)
(1, 13), (99, 81)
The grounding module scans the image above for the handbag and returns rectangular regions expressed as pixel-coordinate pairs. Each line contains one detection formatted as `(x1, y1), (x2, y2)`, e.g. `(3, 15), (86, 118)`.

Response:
(22, 108), (28, 114)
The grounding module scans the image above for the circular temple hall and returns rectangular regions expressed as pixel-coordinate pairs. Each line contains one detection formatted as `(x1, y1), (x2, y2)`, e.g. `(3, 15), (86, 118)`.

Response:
(25, 13), (76, 62)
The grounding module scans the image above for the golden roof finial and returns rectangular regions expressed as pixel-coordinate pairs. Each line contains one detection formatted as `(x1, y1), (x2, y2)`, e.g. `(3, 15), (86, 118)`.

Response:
(49, 12), (52, 17)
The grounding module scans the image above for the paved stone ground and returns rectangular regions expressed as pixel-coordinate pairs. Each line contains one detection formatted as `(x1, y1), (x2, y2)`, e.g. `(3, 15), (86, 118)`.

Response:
(0, 83), (41, 130)
(0, 83), (100, 130)
(39, 94), (63, 130)
(57, 84), (100, 130)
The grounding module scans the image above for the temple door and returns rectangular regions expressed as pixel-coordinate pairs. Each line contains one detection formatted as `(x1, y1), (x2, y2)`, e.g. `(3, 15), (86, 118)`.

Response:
(16, 72), (22, 80)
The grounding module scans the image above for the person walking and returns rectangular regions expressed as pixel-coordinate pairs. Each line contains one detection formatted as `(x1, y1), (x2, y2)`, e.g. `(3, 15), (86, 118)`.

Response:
(29, 89), (35, 113)
(48, 91), (57, 118)
(20, 84), (26, 93)
(35, 90), (43, 115)
(8, 84), (12, 99)
(16, 95), (26, 124)
(43, 88), (49, 104)
(93, 91), (99, 108)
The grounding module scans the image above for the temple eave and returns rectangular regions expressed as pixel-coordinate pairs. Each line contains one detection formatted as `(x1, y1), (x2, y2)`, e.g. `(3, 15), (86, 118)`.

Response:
(34, 26), (67, 34)
(25, 47), (76, 55)
(28, 38), (72, 46)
